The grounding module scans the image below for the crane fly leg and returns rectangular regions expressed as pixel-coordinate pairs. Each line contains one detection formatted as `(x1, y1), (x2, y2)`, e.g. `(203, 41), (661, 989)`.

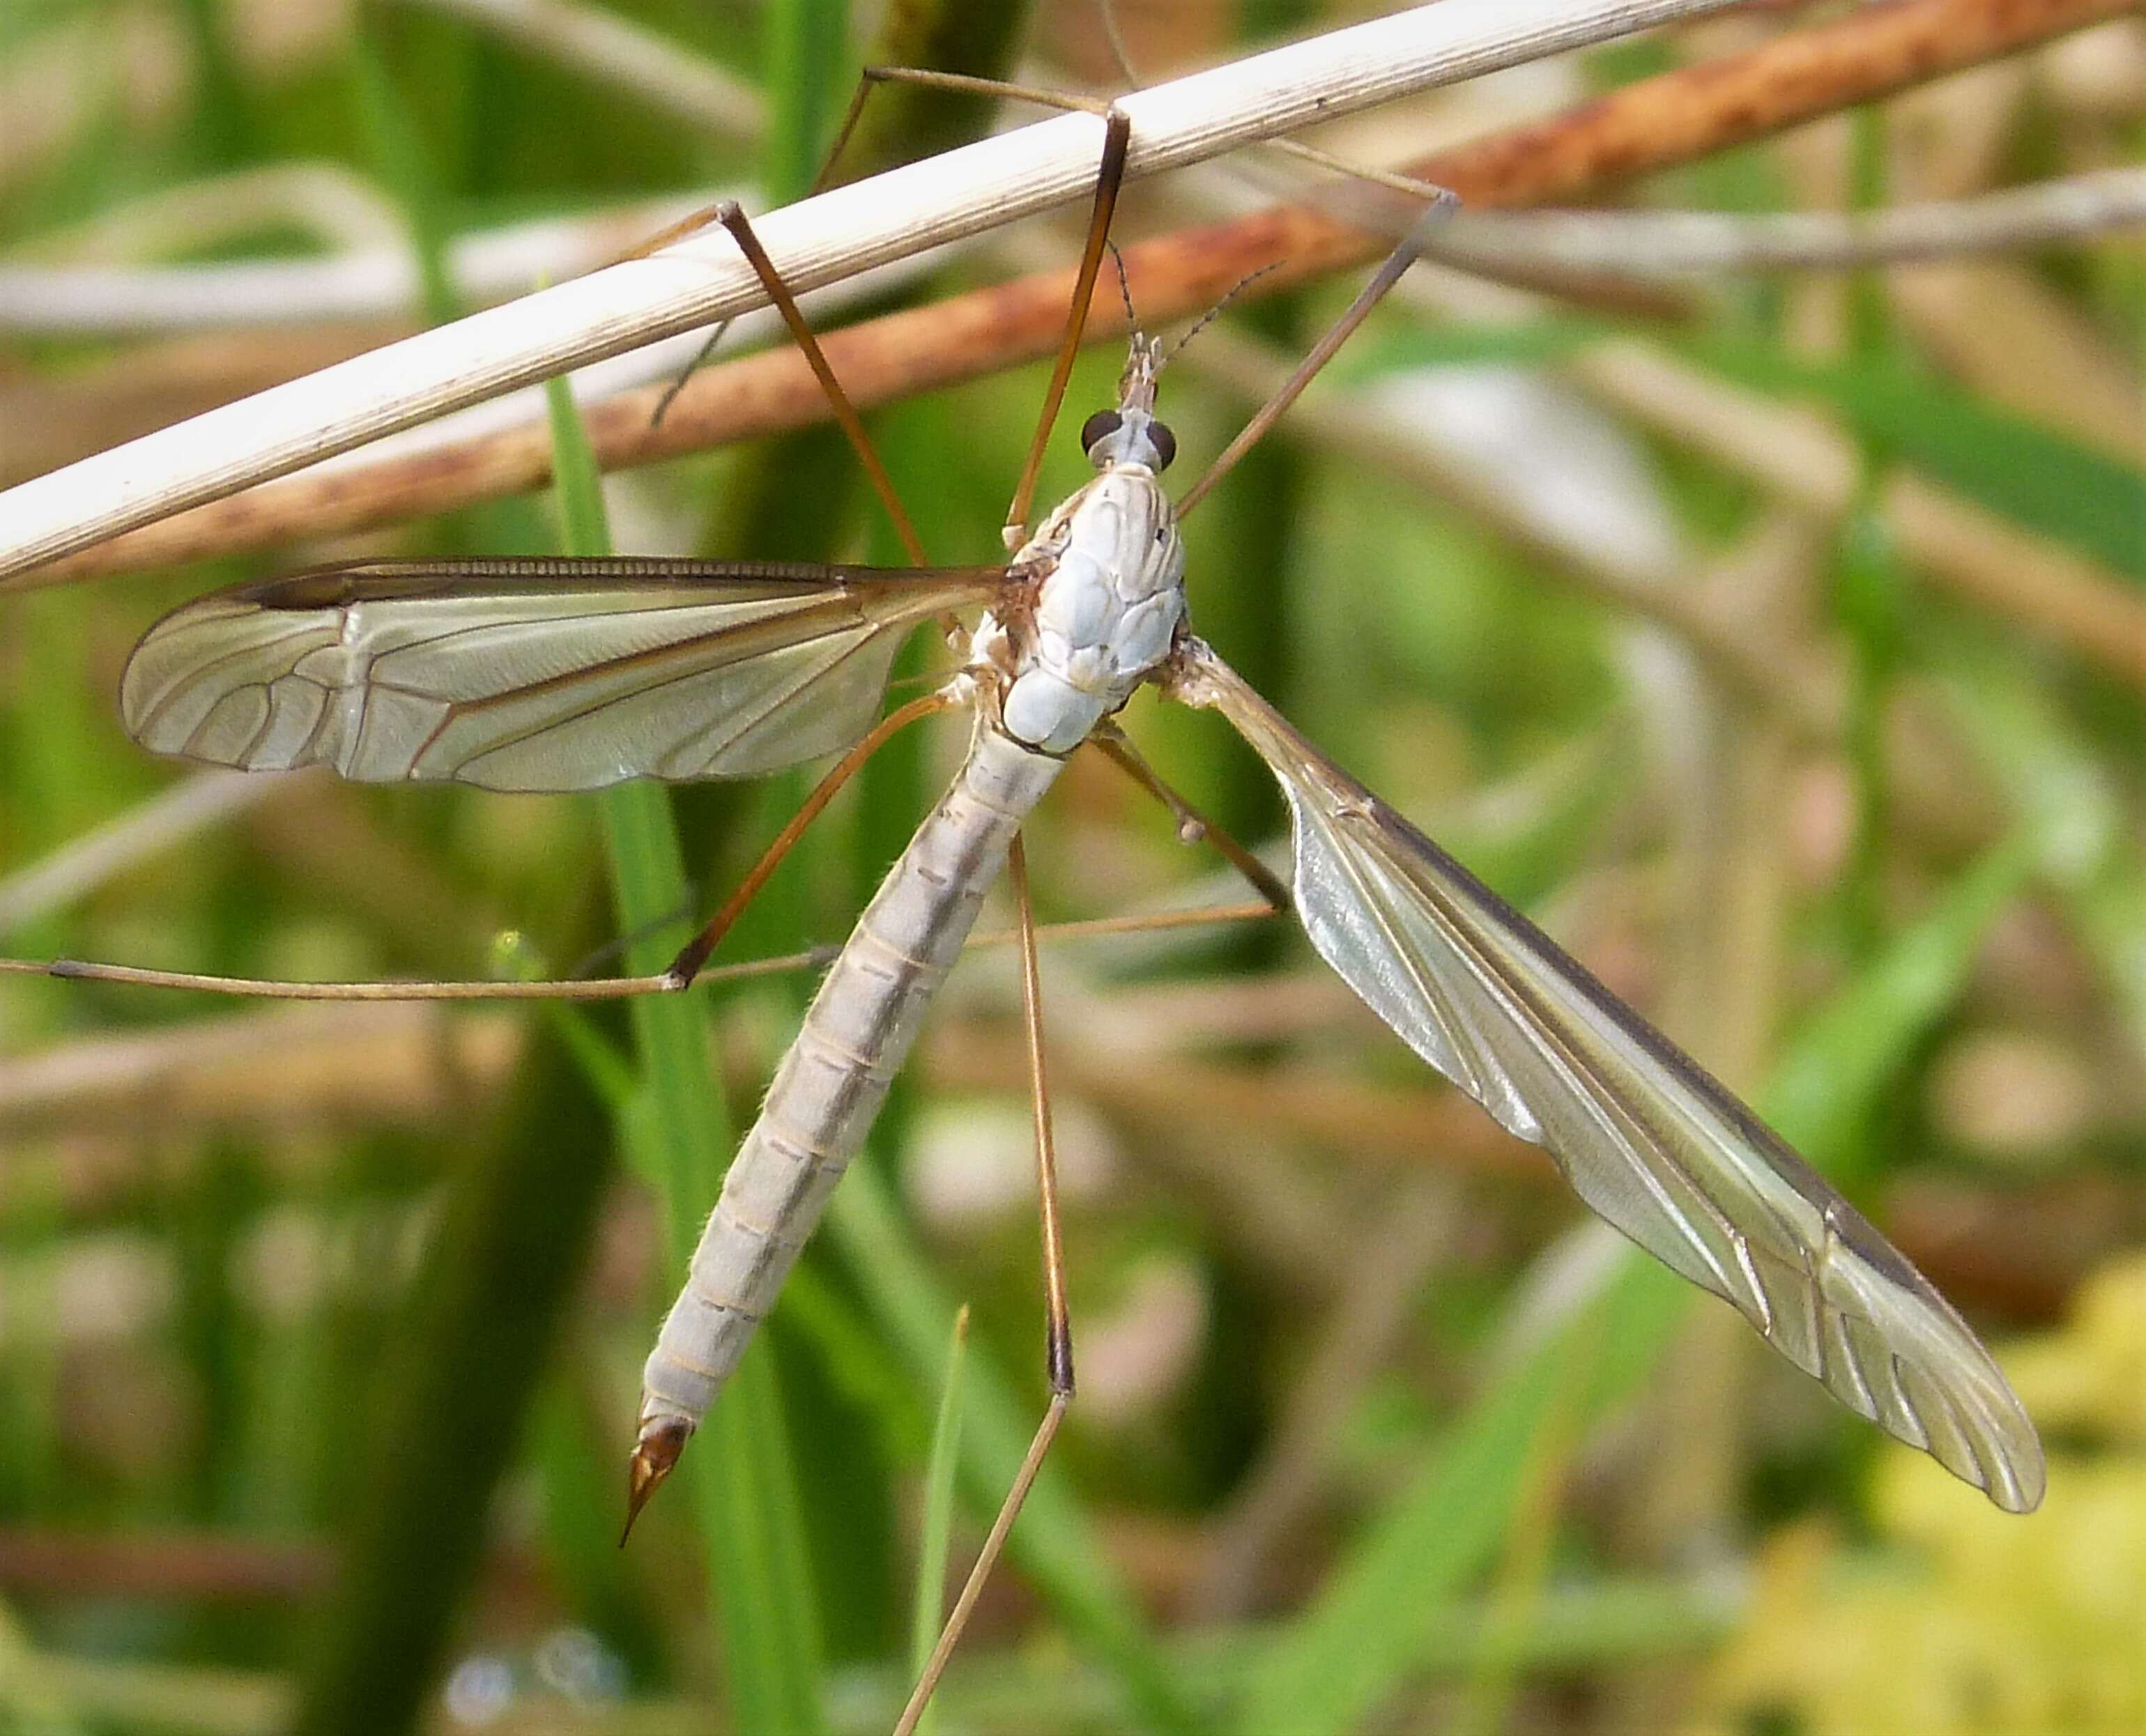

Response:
(698, 204), (932, 568)
(1174, 185), (1460, 520)
(1006, 109), (1130, 548)
(666, 689), (955, 988)
(0, 902), (1281, 1001)
(814, 67), (1113, 199)
(630, 68), (1130, 558)
(595, 205), (744, 433)
(621, 200), (935, 563)
(802, 63), (1132, 548)
(1089, 725), (1292, 913)
(1009, 835), (1076, 1400)
(893, 834), (1073, 1736)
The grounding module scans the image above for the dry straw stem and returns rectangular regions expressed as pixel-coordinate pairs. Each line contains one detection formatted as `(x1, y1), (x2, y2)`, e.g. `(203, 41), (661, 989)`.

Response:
(15, 163), (404, 268)
(19, 0), (2131, 592)
(0, 770), (291, 933)
(0, 1001), (520, 1135)
(0, 329), (399, 489)
(1572, 342), (2146, 689)
(1435, 166), (2146, 278)
(0, 192), (721, 334)
(0, 0), (1742, 583)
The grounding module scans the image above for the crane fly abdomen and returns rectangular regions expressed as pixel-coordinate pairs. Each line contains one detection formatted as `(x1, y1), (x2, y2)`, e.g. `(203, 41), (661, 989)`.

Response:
(630, 340), (1197, 1532)
(631, 724), (1064, 1509)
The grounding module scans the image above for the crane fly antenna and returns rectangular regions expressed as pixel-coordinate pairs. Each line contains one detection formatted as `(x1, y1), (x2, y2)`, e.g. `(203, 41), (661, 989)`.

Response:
(1106, 238), (1140, 334)
(1003, 107), (1131, 546)
(1163, 261), (1285, 366)
(1175, 186), (1460, 519)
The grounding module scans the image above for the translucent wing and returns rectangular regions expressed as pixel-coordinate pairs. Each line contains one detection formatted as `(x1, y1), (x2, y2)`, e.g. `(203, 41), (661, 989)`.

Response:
(122, 559), (1001, 792)
(1174, 641), (2043, 1512)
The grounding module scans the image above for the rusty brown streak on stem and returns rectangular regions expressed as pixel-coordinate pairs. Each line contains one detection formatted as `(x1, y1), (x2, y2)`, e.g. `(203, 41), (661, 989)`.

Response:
(20, 0), (2133, 590)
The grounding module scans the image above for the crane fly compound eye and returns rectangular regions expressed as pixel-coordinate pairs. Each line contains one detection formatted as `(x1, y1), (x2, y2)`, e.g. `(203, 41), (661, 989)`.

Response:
(1148, 420), (1177, 472)
(1080, 409), (1122, 455)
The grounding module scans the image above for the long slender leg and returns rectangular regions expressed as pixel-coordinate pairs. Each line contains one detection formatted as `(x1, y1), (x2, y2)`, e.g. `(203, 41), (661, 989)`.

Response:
(699, 203), (932, 567)
(629, 65), (1127, 550)
(892, 834), (1074, 1736)
(1089, 725), (1292, 913)
(1005, 109), (1131, 549)
(1174, 186), (1459, 520)
(562, 683), (953, 984)
(554, 194), (721, 430)
(593, 197), (760, 432)
(805, 63), (1133, 547)
(1009, 837), (1076, 1398)
(602, 198), (739, 266)
(646, 323), (731, 431)
(1092, 0), (1455, 208)
(664, 688), (953, 987)
(608, 195), (940, 544)
(831, 82), (1454, 544)
(1269, 138), (1460, 206)
(5, 902), (1282, 1001)
(645, 66), (1104, 435)
(816, 66), (1112, 198)
(612, 69), (958, 433)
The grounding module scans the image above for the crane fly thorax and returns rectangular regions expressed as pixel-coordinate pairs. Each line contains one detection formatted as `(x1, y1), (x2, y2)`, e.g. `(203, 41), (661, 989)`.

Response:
(976, 466), (1186, 755)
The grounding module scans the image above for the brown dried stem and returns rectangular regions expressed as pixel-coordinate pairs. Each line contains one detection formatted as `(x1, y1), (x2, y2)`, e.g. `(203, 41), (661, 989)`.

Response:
(17, 0), (2129, 590)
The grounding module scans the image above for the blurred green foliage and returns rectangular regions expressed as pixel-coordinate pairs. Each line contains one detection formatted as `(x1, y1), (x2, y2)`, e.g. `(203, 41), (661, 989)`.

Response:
(1703, 1250), (2146, 1736)
(1, 2), (2142, 1734)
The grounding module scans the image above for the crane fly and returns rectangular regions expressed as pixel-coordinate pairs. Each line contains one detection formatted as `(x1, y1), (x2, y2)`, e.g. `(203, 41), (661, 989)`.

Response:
(94, 84), (2041, 1730)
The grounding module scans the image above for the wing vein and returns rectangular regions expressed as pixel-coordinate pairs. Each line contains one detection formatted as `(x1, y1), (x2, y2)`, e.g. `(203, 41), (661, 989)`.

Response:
(123, 565), (999, 790)
(1174, 639), (2043, 1512)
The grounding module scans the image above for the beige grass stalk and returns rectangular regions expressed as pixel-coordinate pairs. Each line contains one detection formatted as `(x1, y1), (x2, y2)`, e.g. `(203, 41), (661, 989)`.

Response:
(0, 0), (1741, 582)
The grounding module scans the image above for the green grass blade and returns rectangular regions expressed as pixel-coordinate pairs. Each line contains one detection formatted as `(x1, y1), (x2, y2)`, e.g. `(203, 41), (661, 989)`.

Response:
(544, 377), (829, 1735)
(907, 1305), (972, 1736)
(1234, 833), (2035, 1733)
(1446, 1303), (1604, 1736)
(827, 1165), (1206, 1735)
(1234, 1254), (1688, 1734)
(346, 32), (458, 327)
(1832, 496), (1905, 959)
(1687, 341), (2146, 581)
(529, 1378), (668, 1688)
(289, 1014), (616, 1736)
(1763, 832), (2037, 1190)
(1937, 659), (2146, 1047)
(763, 0), (849, 203)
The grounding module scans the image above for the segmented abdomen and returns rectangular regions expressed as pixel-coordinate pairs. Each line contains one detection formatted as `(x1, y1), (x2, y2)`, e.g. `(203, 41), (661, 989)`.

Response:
(638, 723), (1062, 1433)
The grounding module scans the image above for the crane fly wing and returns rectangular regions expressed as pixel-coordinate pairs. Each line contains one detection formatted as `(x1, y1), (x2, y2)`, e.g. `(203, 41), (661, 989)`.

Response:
(1172, 641), (2043, 1513)
(122, 559), (1002, 792)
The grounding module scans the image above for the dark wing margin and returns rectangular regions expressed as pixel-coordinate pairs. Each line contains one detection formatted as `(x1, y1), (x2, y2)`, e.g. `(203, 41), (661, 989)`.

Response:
(121, 558), (1003, 792)
(1169, 639), (2043, 1513)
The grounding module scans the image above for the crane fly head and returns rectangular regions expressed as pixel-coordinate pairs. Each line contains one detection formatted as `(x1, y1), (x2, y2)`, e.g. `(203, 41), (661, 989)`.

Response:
(1080, 333), (1176, 474)
(1077, 256), (1286, 477)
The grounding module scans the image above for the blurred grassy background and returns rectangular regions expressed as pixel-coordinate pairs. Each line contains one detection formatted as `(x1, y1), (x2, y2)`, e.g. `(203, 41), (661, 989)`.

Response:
(1, 1), (2143, 1732)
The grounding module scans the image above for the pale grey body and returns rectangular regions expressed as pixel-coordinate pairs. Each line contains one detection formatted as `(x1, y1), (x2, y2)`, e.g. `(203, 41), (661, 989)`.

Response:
(114, 347), (2043, 1519)
(636, 458), (1186, 1447)
(637, 726), (1061, 1422)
